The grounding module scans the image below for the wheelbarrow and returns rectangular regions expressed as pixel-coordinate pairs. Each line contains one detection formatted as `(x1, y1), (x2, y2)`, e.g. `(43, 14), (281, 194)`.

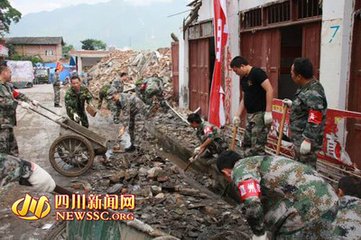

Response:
(29, 105), (108, 177)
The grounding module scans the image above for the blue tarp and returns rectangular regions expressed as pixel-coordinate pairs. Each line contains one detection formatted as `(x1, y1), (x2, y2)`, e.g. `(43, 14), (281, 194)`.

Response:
(44, 62), (76, 84)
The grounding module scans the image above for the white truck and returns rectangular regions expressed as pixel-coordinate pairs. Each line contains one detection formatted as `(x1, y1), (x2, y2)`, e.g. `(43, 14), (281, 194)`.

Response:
(6, 60), (34, 88)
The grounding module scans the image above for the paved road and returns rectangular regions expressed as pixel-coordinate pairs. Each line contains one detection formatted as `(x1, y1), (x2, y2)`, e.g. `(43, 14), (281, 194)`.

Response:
(0, 84), (117, 240)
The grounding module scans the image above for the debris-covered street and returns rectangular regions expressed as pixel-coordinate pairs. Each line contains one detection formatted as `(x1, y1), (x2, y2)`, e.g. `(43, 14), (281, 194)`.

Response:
(0, 83), (252, 240)
(2, 0), (361, 239)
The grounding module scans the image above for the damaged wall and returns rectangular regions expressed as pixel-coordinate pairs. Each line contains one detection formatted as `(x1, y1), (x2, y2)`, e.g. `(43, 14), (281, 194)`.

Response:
(178, 0), (241, 121)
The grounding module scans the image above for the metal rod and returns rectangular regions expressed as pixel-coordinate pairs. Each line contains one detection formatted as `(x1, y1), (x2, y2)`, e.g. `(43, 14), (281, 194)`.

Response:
(276, 105), (288, 155)
(38, 104), (62, 117)
(29, 108), (62, 124)
(165, 100), (190, 125)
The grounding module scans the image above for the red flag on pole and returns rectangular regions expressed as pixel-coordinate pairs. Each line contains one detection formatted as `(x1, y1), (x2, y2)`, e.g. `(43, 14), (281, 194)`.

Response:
(209, 0), (228, 127)
(56, 61), (64, 72)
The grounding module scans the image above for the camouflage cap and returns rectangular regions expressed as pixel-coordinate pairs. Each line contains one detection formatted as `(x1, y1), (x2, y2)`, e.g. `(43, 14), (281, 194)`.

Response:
(106, 87), (118, 100)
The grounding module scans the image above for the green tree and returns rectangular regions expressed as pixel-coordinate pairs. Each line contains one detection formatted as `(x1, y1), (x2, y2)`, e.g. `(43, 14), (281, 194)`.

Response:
(0, 0), (21, 34)
(62, 43), (74, 57)
(81, 39), (107, 50)
(10, 54), (43, 65)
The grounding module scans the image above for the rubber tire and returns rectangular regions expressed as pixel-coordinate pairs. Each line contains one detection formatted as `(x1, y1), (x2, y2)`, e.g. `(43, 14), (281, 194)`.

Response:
(49, 134), (95, 177)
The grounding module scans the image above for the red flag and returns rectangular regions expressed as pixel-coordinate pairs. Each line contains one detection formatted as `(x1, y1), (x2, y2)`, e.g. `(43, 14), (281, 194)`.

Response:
(56, 62), (64, 72)
(209, 0), (228, 127)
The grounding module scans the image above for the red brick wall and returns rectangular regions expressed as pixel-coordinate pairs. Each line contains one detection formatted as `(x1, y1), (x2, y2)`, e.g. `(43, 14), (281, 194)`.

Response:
(14, 44), (62, 62)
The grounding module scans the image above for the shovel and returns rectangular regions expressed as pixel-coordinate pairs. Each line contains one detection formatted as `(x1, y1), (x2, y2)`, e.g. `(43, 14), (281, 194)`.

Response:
(276, 104), (288, 155)
(230, 124), (238, 151)
(184, 152), (201, 172)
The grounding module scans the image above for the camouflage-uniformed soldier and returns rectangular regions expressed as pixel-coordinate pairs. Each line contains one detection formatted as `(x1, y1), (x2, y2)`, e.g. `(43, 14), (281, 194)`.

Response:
(283, 58), (327, 168)
(98, 82), (112, 110)
(303, 176), (361, 240)
(53, 68), (61, 107)
(231, 56), (274, 157)
(65, 75), (93, 128)
(112, 78), (124, 93)
(107, 88), (147, 152)
(187, 113), (227, 157)
(98, 78), (124, 123)
(0, 63), (38, 156)
(135, 77), (166, 108)
(0, 153), (56, 192)
(216, 151), (339, 240)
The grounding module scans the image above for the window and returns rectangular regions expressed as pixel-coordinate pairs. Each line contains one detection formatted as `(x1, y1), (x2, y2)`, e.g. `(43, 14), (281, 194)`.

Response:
(45, 50), (54, 56)
(242, 8), (262, 29)
(297, 0), (322, 19)
(266, 1), (291, 24)
(240, 0), (322, 30)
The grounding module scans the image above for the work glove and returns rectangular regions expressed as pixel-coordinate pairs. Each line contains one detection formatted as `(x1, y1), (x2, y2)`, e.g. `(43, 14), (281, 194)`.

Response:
(300, 139), (311, 154)
(252, 233), (268, 240)
(73, 113), (80, 122)
(19, 101), (31, 110)
(233, 116), (241, 125)
(264, 112), (273, 125)
(31, 100), (40, 107)
(28, 163), (56, 192)
(282, 98), (292, 108)
(193, 146), (201, 155)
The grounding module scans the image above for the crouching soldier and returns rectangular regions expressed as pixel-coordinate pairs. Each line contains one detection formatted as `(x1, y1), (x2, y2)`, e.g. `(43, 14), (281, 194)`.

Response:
(135, 77), (166, 109)
(98, 78), (124, 123)
(187, 113), (227, 159)
(303, 176), (361, 240)
(107, 88), (147, 152)
(216, 150), (339, 240)
(0, 153), (56, 192)
(98, 81), (113, 110)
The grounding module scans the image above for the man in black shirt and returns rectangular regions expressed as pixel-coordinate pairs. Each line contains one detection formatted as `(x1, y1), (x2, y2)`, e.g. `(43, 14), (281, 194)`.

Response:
(230, 56), (274, 157)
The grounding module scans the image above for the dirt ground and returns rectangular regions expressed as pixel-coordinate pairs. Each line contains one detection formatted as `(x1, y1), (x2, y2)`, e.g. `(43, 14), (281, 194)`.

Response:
(0, 84), (119, 240)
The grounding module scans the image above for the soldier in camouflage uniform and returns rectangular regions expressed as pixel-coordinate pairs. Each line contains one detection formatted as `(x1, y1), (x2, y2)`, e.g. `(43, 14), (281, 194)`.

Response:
(187, 113), (227, 157)
(107, 88), (147, 152)
(98, 81), (113, 110)
(0, 63), (39, 156)
(112, 73), (125, 93)
(303, 176), (361, 240)
(0, 153), (56, 192)
(283, 58), (327, 168)
(216, 150), (339, 240)
(98, 78), (125, 123)
(230, 56), (274, 157)
(135, 77), (166, 109)
(65, 75), (93, 128)
(53, 68), (61, 107)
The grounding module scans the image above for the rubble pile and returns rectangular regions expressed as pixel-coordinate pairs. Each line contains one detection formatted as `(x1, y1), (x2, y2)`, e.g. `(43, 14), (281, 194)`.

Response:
(84, 146), (250, 239)
(69, 110), (251, 239)
(86, 48), (173, 99)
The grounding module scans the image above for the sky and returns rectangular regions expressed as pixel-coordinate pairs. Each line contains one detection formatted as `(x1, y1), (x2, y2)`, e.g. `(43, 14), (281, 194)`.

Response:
(10, 0), (176, 15)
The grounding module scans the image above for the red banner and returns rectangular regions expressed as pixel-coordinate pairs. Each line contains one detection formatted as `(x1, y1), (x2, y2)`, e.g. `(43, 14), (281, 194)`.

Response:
(56, 62), (64, 72)
(209, 0), (228, 127)
(269, 99), (361, 168)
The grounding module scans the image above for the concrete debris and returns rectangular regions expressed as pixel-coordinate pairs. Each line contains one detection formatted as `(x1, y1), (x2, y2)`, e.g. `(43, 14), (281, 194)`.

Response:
(106, 183), (123, 194)
(86, 48), (173, 100)
(154, 193), (165, 199)
(109, 170), (126, 183)
(147, 167), (163, 178)
(71, 100), (252, 239)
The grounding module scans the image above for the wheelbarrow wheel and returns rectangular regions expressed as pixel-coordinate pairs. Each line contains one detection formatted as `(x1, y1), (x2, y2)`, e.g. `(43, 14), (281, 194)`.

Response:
(49, 135), (95, 177)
